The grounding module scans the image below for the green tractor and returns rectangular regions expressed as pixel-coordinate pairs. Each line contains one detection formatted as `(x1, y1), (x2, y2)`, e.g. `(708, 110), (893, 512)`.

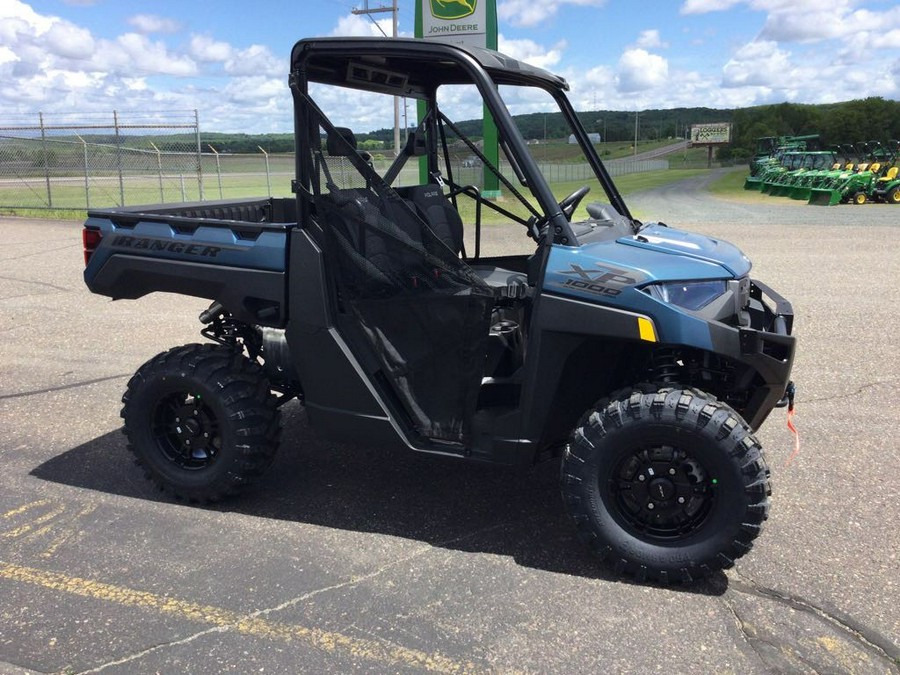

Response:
(872, 140), (900, 204)
(808, 142), (886, 206)
(760, 152), (804, 194)
(788, 149), (844, 201)
(768, 151), (836, 198)
(743, 134), (820, 190)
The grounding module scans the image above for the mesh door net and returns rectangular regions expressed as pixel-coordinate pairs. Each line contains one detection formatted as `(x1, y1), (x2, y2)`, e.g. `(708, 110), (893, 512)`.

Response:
(306, 108), (494, 444)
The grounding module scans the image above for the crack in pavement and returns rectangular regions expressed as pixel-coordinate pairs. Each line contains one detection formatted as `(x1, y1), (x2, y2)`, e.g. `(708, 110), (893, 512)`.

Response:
(76, 522), (520, 674)
(720, 594), (774, 670)
(0, 242), (79, 262)
(730, 570), (900, 667)
(799, 379), (899, 405)
(74, 552), (432, 675)
(0, 374), (130, 401)
(0, 274), (72, 294)
(722, 592), (837, 673)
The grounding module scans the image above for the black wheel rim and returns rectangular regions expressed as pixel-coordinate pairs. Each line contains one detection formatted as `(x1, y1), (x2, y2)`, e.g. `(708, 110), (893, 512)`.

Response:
(151, 391), (221, 470)
(607, 444), (714, 541)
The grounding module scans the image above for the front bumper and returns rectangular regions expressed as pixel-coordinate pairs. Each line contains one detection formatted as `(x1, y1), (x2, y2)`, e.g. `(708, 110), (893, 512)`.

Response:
(709, 279), (797, 430)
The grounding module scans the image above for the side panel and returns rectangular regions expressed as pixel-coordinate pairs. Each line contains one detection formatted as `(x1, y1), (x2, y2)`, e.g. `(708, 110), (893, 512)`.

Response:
(517, 293), (655, 449)
(84, 215), (290, 326)
(89, 255), (285, 326)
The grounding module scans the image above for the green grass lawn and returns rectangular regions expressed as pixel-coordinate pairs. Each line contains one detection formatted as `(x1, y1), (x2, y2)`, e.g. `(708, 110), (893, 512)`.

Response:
(0, 166), (712, 221)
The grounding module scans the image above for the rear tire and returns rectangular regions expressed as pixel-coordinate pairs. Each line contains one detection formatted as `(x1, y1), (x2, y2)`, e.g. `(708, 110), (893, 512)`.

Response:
(561, 386), (771, 583)
(888, 186), (900, 204)
(121, 344), (281, 502)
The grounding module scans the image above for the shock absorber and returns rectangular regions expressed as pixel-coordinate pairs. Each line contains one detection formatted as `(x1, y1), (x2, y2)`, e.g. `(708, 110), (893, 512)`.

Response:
(651, 347), (681, 383)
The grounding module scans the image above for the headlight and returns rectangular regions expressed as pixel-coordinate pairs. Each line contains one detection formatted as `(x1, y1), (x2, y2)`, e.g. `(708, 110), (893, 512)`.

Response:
(644, 280), (728, 310)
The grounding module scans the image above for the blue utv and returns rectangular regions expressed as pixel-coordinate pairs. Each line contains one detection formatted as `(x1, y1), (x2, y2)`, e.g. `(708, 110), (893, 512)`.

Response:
(83, 37), (796, 583)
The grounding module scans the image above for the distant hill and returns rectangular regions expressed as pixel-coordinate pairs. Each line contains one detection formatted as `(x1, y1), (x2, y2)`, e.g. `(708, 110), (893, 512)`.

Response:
(363, 97), (900, 160)
(140, 97), (899, 158)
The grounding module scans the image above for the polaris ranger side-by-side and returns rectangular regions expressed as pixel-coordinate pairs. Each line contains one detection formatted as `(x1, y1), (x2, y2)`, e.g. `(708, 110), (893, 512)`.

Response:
(83, 37), (796, 583)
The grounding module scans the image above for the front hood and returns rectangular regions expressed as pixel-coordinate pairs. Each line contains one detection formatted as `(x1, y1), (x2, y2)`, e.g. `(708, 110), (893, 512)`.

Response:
(617, 224), (752, 278)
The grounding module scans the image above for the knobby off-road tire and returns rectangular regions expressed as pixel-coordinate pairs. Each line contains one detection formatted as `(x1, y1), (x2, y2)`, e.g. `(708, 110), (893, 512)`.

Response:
(561, 385), (771, 583)
(121, 343), (281, 502)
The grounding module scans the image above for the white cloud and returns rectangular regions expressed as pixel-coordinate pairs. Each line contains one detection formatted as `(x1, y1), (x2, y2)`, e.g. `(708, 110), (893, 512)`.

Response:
(635, 30), (668, 50)
(680, 0), (741, 14)
(0, 46), (18, 67)
(498, 0), (607, 28)
(190, 34), (233, 63)
(110, 33), (197, 77)
(616, 49), (669, 92)
(721, 40), (792, 87)
(759, 4), (900, 43)
(223, 44), (283, 77)
(222, 76), (285, 104)
(127, 14), (182, 35)
(0, 0), (54, 41)
(44, 22), (95, 59)
(498, 35), (567, 70)
(330, 14), (394, 37)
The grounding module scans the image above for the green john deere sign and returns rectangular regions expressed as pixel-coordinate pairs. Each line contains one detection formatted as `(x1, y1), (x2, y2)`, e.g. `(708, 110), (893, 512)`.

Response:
(431, 0), (477, 20)
(416, 0), (500, 198)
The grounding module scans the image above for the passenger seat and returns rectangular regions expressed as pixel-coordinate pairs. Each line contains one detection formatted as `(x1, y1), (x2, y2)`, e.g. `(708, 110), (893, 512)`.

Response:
(396, 184), (464, 255)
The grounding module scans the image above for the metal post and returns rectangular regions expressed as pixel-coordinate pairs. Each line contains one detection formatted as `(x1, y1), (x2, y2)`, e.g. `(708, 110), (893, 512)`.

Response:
(634, 110), (639, 157)
(180, 174), (186, 201)
(150, 142), (165, 202)
(209, 144), (223, 199)
(113, 110), (125, 205)
(76, 133), (90, 209)
(258, 146), (271, 196)
(194, 110), (204, 201)
(39, 112), (52, 208)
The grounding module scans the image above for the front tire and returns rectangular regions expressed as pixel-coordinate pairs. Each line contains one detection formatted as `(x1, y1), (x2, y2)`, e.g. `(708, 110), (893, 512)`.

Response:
(121, 344), (281, 502)
(561, 386), (771, 583)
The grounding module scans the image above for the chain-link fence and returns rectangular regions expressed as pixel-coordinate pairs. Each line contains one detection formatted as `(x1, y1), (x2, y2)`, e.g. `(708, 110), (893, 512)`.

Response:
(0, 111), (204, 211)
(0, 111), (685, 214)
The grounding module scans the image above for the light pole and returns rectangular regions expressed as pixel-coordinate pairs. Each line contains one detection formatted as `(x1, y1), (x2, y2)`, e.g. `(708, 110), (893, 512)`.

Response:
(596, 118), (606, 145)
(352, 1), (400, 156)
(634, 110), (639, 157)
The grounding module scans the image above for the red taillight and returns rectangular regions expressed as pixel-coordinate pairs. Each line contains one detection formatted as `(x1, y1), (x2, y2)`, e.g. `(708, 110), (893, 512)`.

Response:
(83, 227), (102, 266)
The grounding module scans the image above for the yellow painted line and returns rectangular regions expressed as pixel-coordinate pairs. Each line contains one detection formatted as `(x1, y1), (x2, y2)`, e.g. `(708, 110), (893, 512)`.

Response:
(0, 561), (492, 674)
(2, 504), (67, 539)
(637, 316), (657, 342)
(1, 499), (51, 519)
(41, 503), (98, 559)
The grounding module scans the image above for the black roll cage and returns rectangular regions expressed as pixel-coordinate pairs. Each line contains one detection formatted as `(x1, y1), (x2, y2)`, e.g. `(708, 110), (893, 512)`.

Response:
(288, 37), (633, 248)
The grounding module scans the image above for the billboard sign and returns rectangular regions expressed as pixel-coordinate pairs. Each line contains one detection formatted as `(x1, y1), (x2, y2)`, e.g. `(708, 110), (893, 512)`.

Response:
(422, 0), (486, 48)
(690, 123), (732, 145)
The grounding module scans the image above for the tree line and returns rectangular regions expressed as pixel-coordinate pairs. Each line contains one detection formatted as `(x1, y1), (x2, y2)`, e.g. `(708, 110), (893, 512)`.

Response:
(113, 97), (899, 158)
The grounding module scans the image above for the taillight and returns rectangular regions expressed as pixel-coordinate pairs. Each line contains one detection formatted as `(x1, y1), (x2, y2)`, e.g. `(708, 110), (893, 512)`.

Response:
(83, 227), (102, 266)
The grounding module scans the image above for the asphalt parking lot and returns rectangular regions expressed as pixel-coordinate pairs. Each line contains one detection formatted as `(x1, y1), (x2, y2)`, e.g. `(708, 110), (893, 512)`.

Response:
(1, 174), (898, 673)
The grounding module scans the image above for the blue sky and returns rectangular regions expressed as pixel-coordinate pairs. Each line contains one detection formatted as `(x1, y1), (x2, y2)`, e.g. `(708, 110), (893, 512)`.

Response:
(1, 0), (898, 133)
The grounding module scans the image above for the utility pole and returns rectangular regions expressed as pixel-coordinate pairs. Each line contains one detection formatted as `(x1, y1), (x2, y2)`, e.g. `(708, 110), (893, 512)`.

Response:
(352, 0), (401, 157)
(634, 110), (639, 157)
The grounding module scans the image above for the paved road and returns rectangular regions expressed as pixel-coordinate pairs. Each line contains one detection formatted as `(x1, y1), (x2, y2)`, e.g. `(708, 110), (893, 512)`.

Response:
(0, 180), (898, 673)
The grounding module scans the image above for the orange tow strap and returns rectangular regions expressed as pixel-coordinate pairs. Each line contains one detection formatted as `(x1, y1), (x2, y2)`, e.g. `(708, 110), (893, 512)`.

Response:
(783, 383), (800, 467)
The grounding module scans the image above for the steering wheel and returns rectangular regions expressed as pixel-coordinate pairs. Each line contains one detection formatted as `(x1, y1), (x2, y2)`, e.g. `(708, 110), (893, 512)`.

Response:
(525, 185), (593, 242)
(559, 185), (591, 219)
